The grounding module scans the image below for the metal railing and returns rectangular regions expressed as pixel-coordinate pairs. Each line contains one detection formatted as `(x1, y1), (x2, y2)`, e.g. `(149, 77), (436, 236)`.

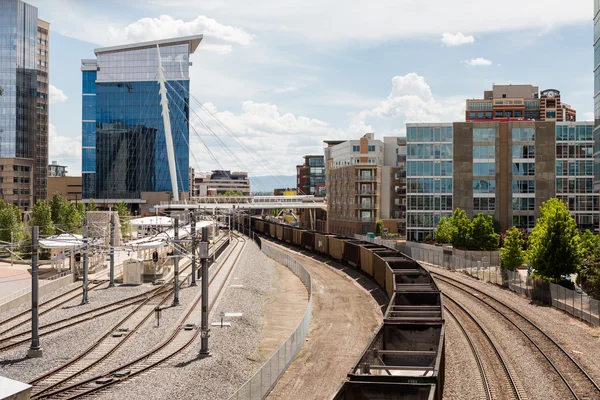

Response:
(354, 234), (403, 250)
(408, 246), (600, 327)
(228, 240), (313, 400)
(0, 269), (72, 306)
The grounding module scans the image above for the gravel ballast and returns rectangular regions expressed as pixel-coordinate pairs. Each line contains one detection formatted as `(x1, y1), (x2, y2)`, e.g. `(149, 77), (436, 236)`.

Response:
(88, 239), (307, 400)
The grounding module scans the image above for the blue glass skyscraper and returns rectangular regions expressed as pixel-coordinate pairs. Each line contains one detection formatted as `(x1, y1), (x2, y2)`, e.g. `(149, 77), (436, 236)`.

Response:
(81, 36), (202, 204)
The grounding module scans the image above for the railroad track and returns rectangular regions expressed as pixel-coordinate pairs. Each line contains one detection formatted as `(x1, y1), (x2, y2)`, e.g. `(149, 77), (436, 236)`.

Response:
(443, 294), (523, 400)
(432, 271), (600, 400)
(0, 280), (107, 334)
(1, 234), (230, 350)
(0, 285), (169, 352)
(30, 234), (243, 399)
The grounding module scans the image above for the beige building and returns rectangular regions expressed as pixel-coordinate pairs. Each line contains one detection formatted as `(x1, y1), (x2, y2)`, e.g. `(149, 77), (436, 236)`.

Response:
(466, 84), (576, 123)
(47, 176), (82, 202)
(325, 133), (406, 235)
(192, 170), (251, 197)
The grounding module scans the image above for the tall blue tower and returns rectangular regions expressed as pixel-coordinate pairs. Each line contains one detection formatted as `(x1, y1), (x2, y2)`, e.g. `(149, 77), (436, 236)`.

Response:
(81, 35), (202, 206)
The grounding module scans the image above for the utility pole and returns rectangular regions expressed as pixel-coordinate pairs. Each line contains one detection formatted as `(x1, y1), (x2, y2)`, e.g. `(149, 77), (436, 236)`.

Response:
(172, 215), (180, 306)
(81, 219), (89, 305)
(190, 210), (197, 286)
(109, 213), (115, 287)
(199, 226), (210, 357)
(27, 226), (42, 358)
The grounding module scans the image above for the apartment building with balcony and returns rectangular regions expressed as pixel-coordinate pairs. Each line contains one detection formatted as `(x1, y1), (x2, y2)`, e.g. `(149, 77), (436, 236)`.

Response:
(466, 84), (576, 123)
(324, 133), (407, 235)
(406, 121), (598, 242)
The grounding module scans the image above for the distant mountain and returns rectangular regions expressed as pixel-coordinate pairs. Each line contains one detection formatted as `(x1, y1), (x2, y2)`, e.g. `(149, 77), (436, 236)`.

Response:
(250, 175), (296, 194)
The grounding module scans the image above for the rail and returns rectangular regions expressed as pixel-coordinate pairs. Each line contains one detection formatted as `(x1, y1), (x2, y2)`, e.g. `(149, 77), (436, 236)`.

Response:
(228, 240), (312, 400)
(409, 244), (600, 327)
(0, 270), (72, 306)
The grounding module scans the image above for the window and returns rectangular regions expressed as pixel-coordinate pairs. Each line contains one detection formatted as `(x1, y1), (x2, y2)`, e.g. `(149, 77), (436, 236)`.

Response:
(512, 128), (535, 141)
(495, 111), (503, 118)
(474, 162), (495, 176)
(473, 128), (495, 142)
(512, 180), (535, 193)
(353, 145), (360, 152)
(512, 145), (535, 159)
(513, 198), (535, 211)
(473, 145), (495, 159)
(473, 180), (496, 193)
(512, 215), (536, 229)
(368, 145), (375, 152)
(512, 162), (535, 176)
(546, 111), (556, 119)
(474, 197), (496, 211)
(407, 126), (453, 142)
(525, 101), (539, 110)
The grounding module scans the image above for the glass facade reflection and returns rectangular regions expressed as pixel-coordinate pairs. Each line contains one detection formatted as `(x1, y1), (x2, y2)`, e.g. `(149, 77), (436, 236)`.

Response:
(82, 40), (195, 200)
(594, 0), (600, 191)
(0, 0), (38, 158)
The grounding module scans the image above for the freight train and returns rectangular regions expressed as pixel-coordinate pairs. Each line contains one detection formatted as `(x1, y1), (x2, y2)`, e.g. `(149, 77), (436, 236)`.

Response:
(236, 216), (445, 400)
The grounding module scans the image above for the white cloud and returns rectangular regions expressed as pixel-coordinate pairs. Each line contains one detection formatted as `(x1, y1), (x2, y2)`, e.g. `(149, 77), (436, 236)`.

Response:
(354, 73), (465, 130)
(441, 32), (474, 46)
(106, 15), (254, 53)
(49, 85), (68, 104)
(464, 58), (493, 67)
(136, 0), (588, 44)
(186, 101), (346, 176)
(48, 124), (81, 175)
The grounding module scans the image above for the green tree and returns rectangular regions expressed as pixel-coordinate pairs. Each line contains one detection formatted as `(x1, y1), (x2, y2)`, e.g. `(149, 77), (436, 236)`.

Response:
(222, 190), (243, 196)
(61, 201), (82, 229)
(501, 227), (526, 271)
(450, 208), (471, 249)
(0, 201), (23, 243)
(376, 219), (384, 236)
(469, 214), (499, 250)
(87, 198), (98, 211)
(30, 200), (55, 237)
(49, 193), (66, 226)
(76, 202), (86, 218)
(527, 198), (582, 281)
(115, 201), (130, 236)
(580, 230), (600, 262)
(434, 216), (452, 244)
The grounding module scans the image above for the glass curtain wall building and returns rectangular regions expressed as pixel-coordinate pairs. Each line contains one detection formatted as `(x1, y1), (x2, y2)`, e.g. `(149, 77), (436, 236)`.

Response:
(406, 124), (453, 242)
(594, 1), (600, 192)
(0, 0), (49, 210)
(81, 35), (202, 203)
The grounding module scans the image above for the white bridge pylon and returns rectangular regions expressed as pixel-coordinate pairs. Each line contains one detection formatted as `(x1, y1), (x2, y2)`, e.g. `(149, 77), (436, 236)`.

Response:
(157, 44), (179, 202)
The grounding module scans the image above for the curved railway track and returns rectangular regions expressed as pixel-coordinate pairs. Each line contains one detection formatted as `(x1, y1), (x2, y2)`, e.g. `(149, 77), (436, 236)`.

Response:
(443, 294), (523, 400)
(30, 234), (244, 400)
(0, 280), (107, 333)
(432, 271), (600, 400)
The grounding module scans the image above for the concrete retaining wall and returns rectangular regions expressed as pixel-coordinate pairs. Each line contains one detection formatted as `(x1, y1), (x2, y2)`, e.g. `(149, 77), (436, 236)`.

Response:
(0, 273), (75, 313)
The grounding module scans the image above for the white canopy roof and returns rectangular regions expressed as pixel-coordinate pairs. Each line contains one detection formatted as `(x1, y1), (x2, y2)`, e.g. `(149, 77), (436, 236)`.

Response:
(130, 216), (174, 227)
(39, 234), (101, 249)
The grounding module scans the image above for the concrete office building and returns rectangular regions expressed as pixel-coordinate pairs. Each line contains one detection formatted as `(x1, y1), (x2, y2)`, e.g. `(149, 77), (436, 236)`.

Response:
(296, 155), (325, 196)
(466, 85), (576, 122)
(325, 133), (407, 235)
(48, 160), (67, 177)
(47, 176), (82, 202)
(0, 0), (49, 210)
(81, 35), (202, 212)
(407, 121), (597, 242)
(192, 170), (251, 196)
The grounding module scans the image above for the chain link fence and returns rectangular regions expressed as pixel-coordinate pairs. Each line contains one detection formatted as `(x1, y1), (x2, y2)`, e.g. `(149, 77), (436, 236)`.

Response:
(228, 240), (313, 400)
(406, 244), (600, 327)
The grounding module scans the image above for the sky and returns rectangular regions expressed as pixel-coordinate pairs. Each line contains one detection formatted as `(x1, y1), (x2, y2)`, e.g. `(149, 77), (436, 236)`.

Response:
(30, 0), (594, 178)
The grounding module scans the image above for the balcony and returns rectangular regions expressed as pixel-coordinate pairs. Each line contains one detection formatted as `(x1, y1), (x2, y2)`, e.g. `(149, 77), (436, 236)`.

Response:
(396, 188), (407, 195)
(356, 175), (377, 182)
(358, 190), (376, 195)
(359, 217), (376, 222)
(358, 202), (378, 210)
